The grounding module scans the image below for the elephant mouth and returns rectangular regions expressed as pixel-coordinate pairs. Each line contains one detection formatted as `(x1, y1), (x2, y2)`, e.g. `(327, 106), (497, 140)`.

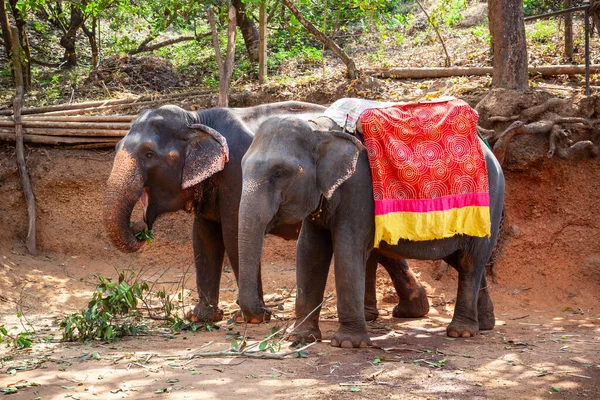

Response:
(134, 188), (152, 232)
(140, 188), (149, 224)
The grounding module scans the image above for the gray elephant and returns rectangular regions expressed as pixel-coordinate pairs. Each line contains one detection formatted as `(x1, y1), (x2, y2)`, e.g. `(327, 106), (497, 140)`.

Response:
(238, 115), (504, 347)
(103, 102), (429, 324)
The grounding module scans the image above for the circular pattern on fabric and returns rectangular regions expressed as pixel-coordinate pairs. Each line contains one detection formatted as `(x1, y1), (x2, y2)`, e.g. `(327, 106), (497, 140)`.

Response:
(446, 135), (471, 162)
(460, 156), (477, 176)
(414, 105), (438, 130)
(372, 181), (385, 200)
(420, 179), (449, 199)
(430, 159), (451, 182)
(365, 138), (384, 160)
(386, 139), (414, 165)
(415, 141), (444, 167)
(399, 163), (420, 184)
(451, 174), (478, 194)
(386, 180), (417, 200)
(451, 113), (472, 136)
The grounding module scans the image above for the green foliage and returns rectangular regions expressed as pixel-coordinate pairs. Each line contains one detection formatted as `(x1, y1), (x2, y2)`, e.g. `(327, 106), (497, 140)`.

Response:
(60, 270), (213, 341)
(134, 226), (155, 244)
(273, 45), (322, 66)
(470, 24), (491, 45)
(431, 0), (468, 28)
(60, 271), (149, 341)
(0, 324), (33, 349)
(0, 312), (34, 348)
(523, 0), (563, 17)
(527, 20), (556, 44)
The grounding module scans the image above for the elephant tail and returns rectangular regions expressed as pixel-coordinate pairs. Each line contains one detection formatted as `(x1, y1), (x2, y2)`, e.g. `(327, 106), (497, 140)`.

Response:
(485, 204), (507, 284)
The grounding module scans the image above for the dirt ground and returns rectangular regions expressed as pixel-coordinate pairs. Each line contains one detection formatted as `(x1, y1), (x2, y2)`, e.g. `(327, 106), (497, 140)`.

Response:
(0, 133), (599, 399)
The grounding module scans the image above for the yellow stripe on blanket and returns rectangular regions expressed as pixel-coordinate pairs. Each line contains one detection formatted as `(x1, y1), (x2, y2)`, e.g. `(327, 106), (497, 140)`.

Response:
(374, 206), (491, 246)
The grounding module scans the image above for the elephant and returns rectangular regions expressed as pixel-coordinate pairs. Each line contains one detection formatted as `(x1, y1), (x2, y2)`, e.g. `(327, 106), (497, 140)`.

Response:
(238, 115), (505, 348)
(103, 102), (429, 324)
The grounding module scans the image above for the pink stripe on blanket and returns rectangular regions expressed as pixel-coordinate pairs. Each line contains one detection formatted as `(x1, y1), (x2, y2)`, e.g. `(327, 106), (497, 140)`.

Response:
(374, 192), (490, 215)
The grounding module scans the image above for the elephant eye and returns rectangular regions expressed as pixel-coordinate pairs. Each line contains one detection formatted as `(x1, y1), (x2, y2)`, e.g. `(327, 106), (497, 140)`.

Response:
(145, 152), (154, 159)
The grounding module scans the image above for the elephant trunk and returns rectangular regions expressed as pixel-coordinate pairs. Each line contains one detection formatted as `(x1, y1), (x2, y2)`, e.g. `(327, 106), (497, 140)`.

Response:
(103, 149), (145, 253)
(237, 182), (277, 321)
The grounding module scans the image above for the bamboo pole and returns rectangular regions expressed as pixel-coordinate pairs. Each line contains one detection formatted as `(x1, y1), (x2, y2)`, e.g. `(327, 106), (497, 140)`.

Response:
(0, 120), (131, 130)
(0, 128), (127, 137)
(0, 131), (120, 145)
(20, 115), (137, 122)
(10, 26), (37, 256)
(364, 64), (600, 79)
(0, 89), (212, 116)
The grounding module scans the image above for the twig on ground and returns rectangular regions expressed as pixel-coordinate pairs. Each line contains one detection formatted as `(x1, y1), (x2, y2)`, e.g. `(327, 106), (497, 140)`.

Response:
(187, 341), (318, 360)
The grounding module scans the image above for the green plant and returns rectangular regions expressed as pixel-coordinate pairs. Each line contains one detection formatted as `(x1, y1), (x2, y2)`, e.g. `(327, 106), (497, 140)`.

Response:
(527, 20), (556, 44)
(0, 325), (33, 348)
(0, 312), (34, 348)
(60, 271), (149, 341)
(134, 225), (155, 244)
(470, 24), (491, 46)
(431, 0), (468, 28)
(523, 0), (563, 17)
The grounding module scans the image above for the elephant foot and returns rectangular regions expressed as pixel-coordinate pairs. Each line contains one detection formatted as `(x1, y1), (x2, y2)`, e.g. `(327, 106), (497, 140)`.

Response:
(232, 309), (271, 324)
(447, 318), (479, 338)
(287, 325), (322, 345)
(478, 312), (495, 331)
(364, 305), (379, 322)
(330, 327), (371, 348)
(392, 292), (430, 318)
(187, 303), (223, 323)
(477, 290), (495, 331)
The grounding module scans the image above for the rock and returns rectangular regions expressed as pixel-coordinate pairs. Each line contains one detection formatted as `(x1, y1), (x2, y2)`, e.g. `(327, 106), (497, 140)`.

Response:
(458, 3), (489, 28)
(508, 225), (521, 238)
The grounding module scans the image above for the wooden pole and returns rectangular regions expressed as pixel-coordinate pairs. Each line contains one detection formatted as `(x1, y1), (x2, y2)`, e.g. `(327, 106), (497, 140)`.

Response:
(0, 131), (120, 145)
(322, 0), (327, 78)
(363, 64), (600, 79)
(0, 120), (131, 130)
(564, 0), (573, 61)
(258, 3), (267, 84)
(10, 26), (37, 256)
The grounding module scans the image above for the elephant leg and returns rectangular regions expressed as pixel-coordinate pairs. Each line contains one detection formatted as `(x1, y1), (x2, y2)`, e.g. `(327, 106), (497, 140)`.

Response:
(364, 252), (380, 321)
(378, 254), (430, 318)
(292, 221), (333, 344)
(330, 236), (371, 348)
(188, 217), (225, 323)
(222, 223), (270, 324)
(477, 273), (495, 330)
(444, 253), (485, 338)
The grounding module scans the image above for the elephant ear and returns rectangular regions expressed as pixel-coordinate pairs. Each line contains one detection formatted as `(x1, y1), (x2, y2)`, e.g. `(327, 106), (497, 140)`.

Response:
(181, 123), (230, 189)
(315, 130), (365, 199)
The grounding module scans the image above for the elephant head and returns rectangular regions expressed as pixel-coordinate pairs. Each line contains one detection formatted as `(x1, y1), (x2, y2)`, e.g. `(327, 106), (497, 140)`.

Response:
(103, 105), (229, 253)
(237, 116), (364, 320)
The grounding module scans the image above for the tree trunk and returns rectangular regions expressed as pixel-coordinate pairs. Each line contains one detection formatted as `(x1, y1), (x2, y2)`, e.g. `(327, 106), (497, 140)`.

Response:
(0, 1), (13, 75)
(207, 9), (223, 73)
(232, 0), (259, 63)
(488, 0), (528, 90)
(281, 0), (358, 78)
(82, 18), (98, 68)
(10, 27), (37, 256)
(60, 4), (86, 67)
(259, 4), (267, 84)
(220, 5), (237, 107)
(8, 0), (31, 90)
(209, 6), (237, 107)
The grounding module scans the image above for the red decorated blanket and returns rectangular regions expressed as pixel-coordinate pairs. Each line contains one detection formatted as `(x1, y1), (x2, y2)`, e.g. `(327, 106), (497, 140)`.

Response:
(359, 98), (490, 245)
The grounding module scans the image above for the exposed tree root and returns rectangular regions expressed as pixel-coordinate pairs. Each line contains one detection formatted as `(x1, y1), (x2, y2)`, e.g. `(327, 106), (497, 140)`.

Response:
(481, 93), (600, 166)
